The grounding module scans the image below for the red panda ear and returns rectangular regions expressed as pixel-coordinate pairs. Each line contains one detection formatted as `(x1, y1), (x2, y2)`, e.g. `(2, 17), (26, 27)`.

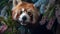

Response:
(13, 0), (22, 7)
(13, 0), (17, 7)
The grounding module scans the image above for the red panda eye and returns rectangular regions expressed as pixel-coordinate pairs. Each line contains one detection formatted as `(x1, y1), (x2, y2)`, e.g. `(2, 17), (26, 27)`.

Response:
(27, 12), (31, 16)
(20, 11), (23, 14)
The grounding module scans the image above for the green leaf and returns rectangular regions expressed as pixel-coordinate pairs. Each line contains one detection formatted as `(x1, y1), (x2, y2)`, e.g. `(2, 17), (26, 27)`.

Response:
(43, 5), (55, 17)
(48, 6), (55, 19)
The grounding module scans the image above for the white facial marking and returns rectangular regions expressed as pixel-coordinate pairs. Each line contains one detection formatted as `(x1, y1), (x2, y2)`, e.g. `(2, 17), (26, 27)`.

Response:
(22, 8), (25, 11)
(19, 12), (30, 22)
(13, 11), (18, 20)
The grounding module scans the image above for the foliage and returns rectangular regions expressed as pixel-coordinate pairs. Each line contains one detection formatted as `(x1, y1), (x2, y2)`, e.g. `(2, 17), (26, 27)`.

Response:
(0, 0), (55, 34)
(43, 5), (55, 20)
(0, 0), (19, 34)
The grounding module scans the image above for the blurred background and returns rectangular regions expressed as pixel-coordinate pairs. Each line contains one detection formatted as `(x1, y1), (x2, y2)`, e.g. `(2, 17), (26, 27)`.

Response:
(0, 0), (60, 34)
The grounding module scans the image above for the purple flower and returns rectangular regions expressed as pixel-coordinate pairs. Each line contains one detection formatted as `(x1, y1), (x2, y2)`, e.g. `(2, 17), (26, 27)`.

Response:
(0, 24), (7, 33)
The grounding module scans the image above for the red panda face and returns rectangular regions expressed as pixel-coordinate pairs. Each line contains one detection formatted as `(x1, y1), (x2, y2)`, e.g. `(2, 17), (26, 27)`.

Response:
(12, 2), (40, 25)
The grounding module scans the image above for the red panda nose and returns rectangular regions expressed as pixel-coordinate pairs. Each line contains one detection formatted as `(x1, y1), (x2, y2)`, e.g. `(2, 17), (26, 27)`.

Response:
(22, 16), (27, 21)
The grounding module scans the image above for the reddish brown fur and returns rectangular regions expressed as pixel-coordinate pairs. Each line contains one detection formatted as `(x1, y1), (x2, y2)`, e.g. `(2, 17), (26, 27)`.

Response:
(12, 2), (40, 24)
